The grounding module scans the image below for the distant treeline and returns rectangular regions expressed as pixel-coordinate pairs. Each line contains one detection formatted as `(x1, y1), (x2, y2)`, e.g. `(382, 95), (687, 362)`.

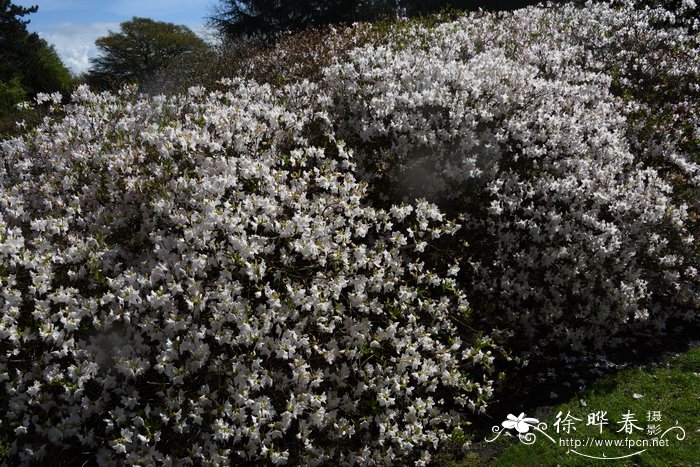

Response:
(209, 0), (575, 38)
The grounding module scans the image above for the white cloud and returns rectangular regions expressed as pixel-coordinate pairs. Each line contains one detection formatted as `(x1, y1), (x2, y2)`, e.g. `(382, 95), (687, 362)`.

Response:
(35, 22), (119, 75)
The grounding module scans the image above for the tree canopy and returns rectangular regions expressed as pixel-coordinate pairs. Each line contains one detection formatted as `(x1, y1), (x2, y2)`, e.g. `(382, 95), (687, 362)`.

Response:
(0, 0), (72, 95)
(208, 0), (551, 38)
(1, 0), (72, 135)
(88, 17), (208, 88)
(209, 0), (398, 37)
(0, 0), (37, 47)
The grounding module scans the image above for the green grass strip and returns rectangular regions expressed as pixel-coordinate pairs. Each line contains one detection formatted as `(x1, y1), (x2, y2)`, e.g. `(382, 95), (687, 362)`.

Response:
(486, 347), (700, 466)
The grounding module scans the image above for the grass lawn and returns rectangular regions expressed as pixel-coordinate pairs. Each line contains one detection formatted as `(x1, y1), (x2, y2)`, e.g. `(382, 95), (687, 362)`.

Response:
(432, 345), (700, 466)
(482, 346), (700, 466)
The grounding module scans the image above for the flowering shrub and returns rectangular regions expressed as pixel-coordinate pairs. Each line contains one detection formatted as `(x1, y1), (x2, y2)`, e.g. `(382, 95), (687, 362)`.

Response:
(0, 83), (498, 465)
(1, 1), (699, 465)
(322, 0), (699, 355)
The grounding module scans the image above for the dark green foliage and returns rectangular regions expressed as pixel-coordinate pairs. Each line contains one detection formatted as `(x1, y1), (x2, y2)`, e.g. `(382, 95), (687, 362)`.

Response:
(208, 0), (569, 38)
(0, 1), (73, 138)
(0, 76), (25, 114)
(23, 38), (73, 94)
(0, 1), (72, 95)
(208, 0), (399, 37)
(0, 0), (37, 48)
(0, 75), (35, 138)
(87, 17), (209, 90)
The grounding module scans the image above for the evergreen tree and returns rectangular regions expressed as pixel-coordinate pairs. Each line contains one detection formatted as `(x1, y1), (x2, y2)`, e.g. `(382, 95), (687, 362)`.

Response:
(209, 0), (399, 37)
(1, 1), (37, 85)
(0, 0), (72, 122)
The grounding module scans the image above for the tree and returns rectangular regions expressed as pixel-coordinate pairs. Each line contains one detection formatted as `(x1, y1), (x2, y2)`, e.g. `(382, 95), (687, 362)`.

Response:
(1, 0), (72, 95)
(209, 0), (565, 39)
(88, 17), (208, 88)
(24, 38), (73, 93)
(209, 0), (398, 37)
(1, 0), (72, 137)
(0, 0), (37, 52)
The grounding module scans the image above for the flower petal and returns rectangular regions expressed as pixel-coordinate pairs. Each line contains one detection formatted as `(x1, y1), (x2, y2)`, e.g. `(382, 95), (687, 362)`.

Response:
(502, 420), (517, 429)
(515, 421), (531, 433)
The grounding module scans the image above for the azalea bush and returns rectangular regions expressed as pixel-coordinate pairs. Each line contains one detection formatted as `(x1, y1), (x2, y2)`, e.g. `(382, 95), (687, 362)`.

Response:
(1, 1), (699, 465)
(0, 83), (498, 465)
(322, 0), (699, 356)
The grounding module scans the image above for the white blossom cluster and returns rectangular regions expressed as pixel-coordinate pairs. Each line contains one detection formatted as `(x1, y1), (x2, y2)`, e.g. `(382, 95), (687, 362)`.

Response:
(322, 0), (699, 354)
(1, 1), (699, 465)
(0, 82), (496, 465)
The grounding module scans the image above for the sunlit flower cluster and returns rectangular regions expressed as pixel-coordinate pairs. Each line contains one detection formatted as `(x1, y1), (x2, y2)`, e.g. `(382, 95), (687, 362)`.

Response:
(0, 82), (496, 464)
(322, 0), (699, 355)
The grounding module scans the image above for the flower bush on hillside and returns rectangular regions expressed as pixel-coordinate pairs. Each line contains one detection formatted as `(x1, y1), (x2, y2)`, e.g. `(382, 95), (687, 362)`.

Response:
(323, 0), (699, 356)
(0, 84), (497, 465)
(1, 1), (699, 465)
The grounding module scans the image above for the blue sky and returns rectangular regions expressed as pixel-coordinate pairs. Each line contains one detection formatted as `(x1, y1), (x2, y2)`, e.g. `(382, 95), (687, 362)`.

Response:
(14, 1), (216, 75)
